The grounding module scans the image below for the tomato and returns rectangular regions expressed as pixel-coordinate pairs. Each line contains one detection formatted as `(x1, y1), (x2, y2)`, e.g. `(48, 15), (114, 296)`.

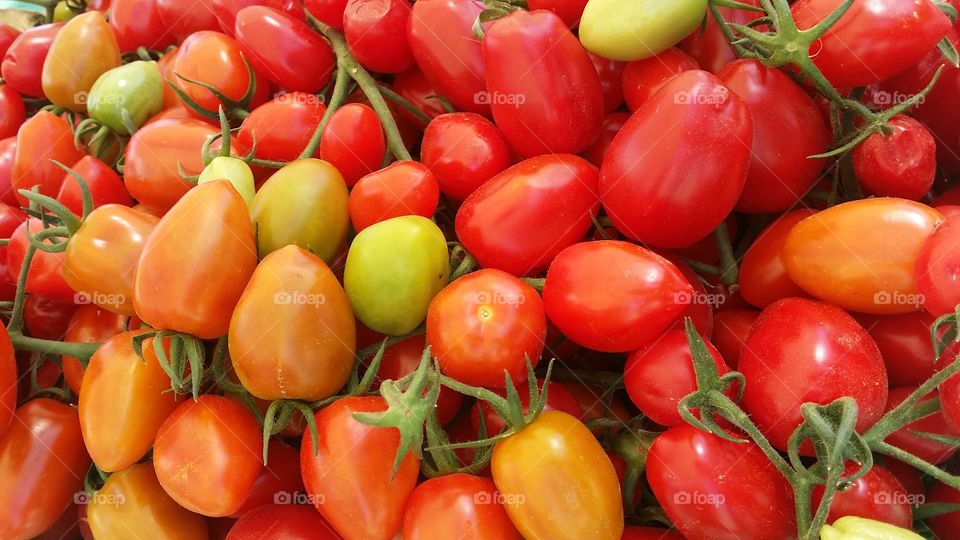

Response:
(227, 504), (339, 539)
(621, 48), (698, 111)
(587, 52), (625, 112)
(88, 462), (209, 539)
(543, 241), (692, 352)
(391, 67), (446, 130)
(318, 103), (385, 186)
(739, 210), (816, 308)
(0, 138), (17, 207)
(739, 298), (887, 453)
(581, 112), (629, 168)
(235, 6), (334, 92)
(915, 211), (960, 317)
(0, 325), (14, 436)
(647, 424), (796, 540)
(0, 202), (25, 300)
(156, 0), (219, 40)
(1, 24), (63, 98)
(402, 473), (521, 540)
(232, 441), (304, 515)
(41, 12), (121, 112)
(420, 112), (512, 202)
(216, 0), (305, 34)
(792, 0), (951, 89)
(344, 215), (449, 335)
(156, 46), (181, 110)
(250, 159), (350, 263)
(483, 10), (603, 158)
(198, 156), (255, 206)
(471, 379), (583, 436)
(110, 0), (175, 52)
(580, 0), (707, 62)
(305, 0), (348, 28)
(22, 296), (78, 340)
(885, 387), (956, 464)
(60, 305), (127, 394)
(7, 219), (75, 304)
(0, 399), (91, 539)
(238, 92), (326, 162)
(491, 411), (622, 540)
(301, 396), (419, 540)
(679, 1), (762, 73)
(624, 329), (730, 427)
(12, 111), (85, 206)
(710, 309), (759, 371)
(600, 70), (752, 248)
(456, 154), (599, 277)
(408, 0), (488, 115)
(134, 181), (257, 339)
(857, 311), (940, 387)
(343, 0), (413, 73)
(230, 245), (356, 401)
(56, 156), (131, 216)
(87, 61), (164, 135)
(173, 31), (258, 113)
(656, 249), (715, 337)
(927, 482), (960, 538)
(853, 115), (936, 200)
(370, 334), (461, 425)
(0, 24), (17, 59)
(349, 161), (439, 232)
(0, 85), (24, 141)
(811, 462), (912, 528)
(783, 198), (942, 315)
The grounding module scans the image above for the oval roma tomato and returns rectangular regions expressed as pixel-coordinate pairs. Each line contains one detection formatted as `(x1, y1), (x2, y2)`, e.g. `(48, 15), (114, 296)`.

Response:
(1, 23), (62, 99)
(230, 245), (356, 401)
(7, 219), (75, 304)
(811, 462), (912, 528)
(543, 240), (692, 353)
(403, 473), (521, 540)
(301, 396), (419, 540)
(216, 0), (305, 34)
(420, 112), (512, 201)
(134, 181), (257, 339)
(0, 399), (91, 539)
(601, 70), (752, 248)
(318, 103), (385, 186)
(621, 48), (699, 111)
(198, 156), (255, 206)
(647, 424), (796, 540)
(739, 209), (816, 308)
(739, 298), (887, 452)
(343, 0), (413, 73)
(56, 155), (132, 215)
(238, 92), (326, 162)
(87, 61), (164, 135)
(110, 0), (176, 52)
(226, 504), (339, 540)
(12, 110), (84, 206)
(456, 154), (599, 277)
(915, 210), (960, 317)
(580, 0), (707, 61)
(783, 198), (942, 315)
(853, 115), (936, 200)
(41, 12), (121, 112)
(60, 305), (127, 394)
(482, 10), (603, 157)
(0, 85), (24, 140)
(492, 411), (622, 540)
(349, 161), (440, 232)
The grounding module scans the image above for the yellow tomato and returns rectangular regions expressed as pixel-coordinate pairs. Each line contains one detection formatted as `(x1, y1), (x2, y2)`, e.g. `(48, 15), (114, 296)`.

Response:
(579, 0), (707, 61)
(41, 11), (121, 112)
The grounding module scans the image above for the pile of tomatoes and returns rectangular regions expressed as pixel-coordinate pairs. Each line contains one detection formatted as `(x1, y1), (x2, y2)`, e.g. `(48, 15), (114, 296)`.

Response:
(2, 0), (960, 539)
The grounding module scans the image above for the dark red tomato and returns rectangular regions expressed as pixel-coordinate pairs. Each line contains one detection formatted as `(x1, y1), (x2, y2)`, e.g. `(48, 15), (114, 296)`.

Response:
(470, 379), (582, 436)
(935, 187), (960, 208)
(408, 0), (487, 115)
(227, 504), (340, 539)
(0, 202), (24, 301)
(319, 103), (385, 186)
(173, 31), (265, 113)
(673, 216), (739, 266)
(420, 112), (512, 201)
(940, 371), (960, 435)
(34, 501), (83, 540)
(232, 441), (303, 516)
(235, 6), (334, 92)
(215, 0), (305, 35)
(373, 334), (462, 426)
(739, 209), (816, 308)
(0, 85), (24, 140)
(656, 249), (714, 337)
(916, 217), (960, 317)
(483, 10), (603, 157)
(61, 305), (128, 395)
(349, 161), (439, 232)
(124, 118), (219, 214)
(718, 59), (830, 213)
(882, 458), (926, 501)
(239, 92), (326, 162)
(810, 462), (912, 528)
(542, 241), (692, 353)
(306, 0), (349, 28)
(110, 0), (175, 52)
(588, 52), (625, 112)
(455, 154), (599, 277)
(391, 68), (445, 130)
(679, 0), (762, 73)
(56, 155), (132, 215)
(647, 424), (796, 540)
(622, 526), (684, 540)
(792, 0), (951, 88)
(739, 298), (888, 453)
(0, 137), (16, 207)
(23, 296), (78, 341)
(927, 482), (960, 539)
(621, 48), (698, 111)
(0, 399), (91, 539)
(601, 70), (752, 248)
(711, 309), (759, 370)
(8, 219), (75, 304)
(1, 24), (63, 98)
(402, 474), (521, 540)
(343, 0), (413, 74)
(853, 115), (936, 200)
(12, 111), (85, 206)
(856, 311), (939, 387)
(885, 387), (955, 464)
(0, 325), (13, 436)
(624, 329), (730, 427)
(156, 0), (220, 40)
(581, 112), (629, 168)
(0, 25), (17, 59)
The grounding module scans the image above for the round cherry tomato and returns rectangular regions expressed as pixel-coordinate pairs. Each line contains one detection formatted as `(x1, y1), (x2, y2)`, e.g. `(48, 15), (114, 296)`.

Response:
(110, 0), (175, 52)
(621, 48), (698, 111)
(156, 0), (219, 40)
(60, 305), (127, 394)
(318, 103), (385, 186)
(853, 115), (936, 200)
(811, 462), (912, 528)
(711, 308), (759, 369)
(173, 31), (258, 113)
(1, 23), (63, 98)
(12, 110), (85, 206)
(402, 473), (521, 540)
(22, 296), (78, 340)
(420, 112), (512, 201)
(0, 85), (24, 140)
(343, 0), (413, 73)
(739, 209), (816, 308)
(349, 161), (439, 232)
(857, 311), (940, 387)
(580, 0), (708, 61)
(41, 12), (121, 112)
(7, 218), (75, 304)
(56, 155), (131, 215)
(239, 92), (326, 162)
(886, 387), (956, 464)
(226, 504), (339, 539)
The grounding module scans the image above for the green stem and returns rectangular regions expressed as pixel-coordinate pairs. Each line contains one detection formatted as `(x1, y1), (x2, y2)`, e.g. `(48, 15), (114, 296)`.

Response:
(9, 332), (100, 359)
(6, 243), (36, 333)
(713, 224), (739, 289)
(300, 64), (350, 160)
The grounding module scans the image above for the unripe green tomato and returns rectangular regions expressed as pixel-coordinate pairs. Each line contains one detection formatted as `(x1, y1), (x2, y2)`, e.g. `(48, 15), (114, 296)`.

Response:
(87, 61), (164, 135)
(344, 215), (449, 335)
(198, 156), (255, 207)
(250, 159), (350, 263)
(53, 2), (77, 22)
(579, 0), (707, 61)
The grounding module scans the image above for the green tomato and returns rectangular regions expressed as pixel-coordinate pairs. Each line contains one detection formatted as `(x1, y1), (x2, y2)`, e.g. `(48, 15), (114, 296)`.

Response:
(87, 61), (164, 135)
(53, 2), (77, 22)
(344, 216), (449, 336)
(820, 517), (923, 540)
(250, 159), (349, 263)
(579, 0), (707, 62)
(198, 156), (255, 207)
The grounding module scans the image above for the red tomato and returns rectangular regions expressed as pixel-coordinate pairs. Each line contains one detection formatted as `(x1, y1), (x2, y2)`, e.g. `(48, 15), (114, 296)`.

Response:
(420, 112), (512, 201)
(853, 115), (936, 200)
(915, 210), (960, 317)
(679, 1), (762, 73)
(470, 379), (582, 436)
(0, 202), (24, 300)
(349, 161), (440, 232)
(0, 85), (24, 140)
(56, 155), (131, 215)
(1, 24), (63, 98)
(61, 305), (128, 394)
(482, 10), (603, 157)
(232, 441), (304, 516)
(110, 0), (175, 52)
(226, 504), (340, 539)
(402, 474), (521, 540)
(542, 241), (692, 353)
(856, 311), (939, 387)
(739, 298), (888, 453)
(885, 387), (956, 464)
(343, 0), (413, 74)
(391, 67), (446, 130)
(319, 103), (385, 186)
(238, 92), (326, 162)
(7, 219), (75, 304)
(156, 0), (220, 40)
(940, 372), (960, 436)
(373, 334), (462, 426)
(710, 309), (759, 370)
(173, 31), (260, 113)
(588, 52), (625, 112)
(581, 112), (629, 168)
(0, 25), (17, 59)
(600, 70), (752, 248)
(621, 48), (698, 111)
(0, 137), (17, 207)
(12, 111), (85, 206)
(306, 0), (349, 28)
(810, 462), (912, 528)
(0, 325), (14, 436)
(23, 296), (78, 340)
(215, 0), (305, 35)
(927, 482), (960, 538)
(656, 249), (715, 337)
(739, 209), (816, 308)
(455, 154), (599, 277)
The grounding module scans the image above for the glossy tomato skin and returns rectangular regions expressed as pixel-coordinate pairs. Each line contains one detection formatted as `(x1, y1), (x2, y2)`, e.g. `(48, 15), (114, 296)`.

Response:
(343, 0), (413, 73)
(305, 0), (348, 28)
(41, 12), (121, 112)
(134, 181), (258, 339)
(739, 298), (888, 452)
(61, 305), (128, 394)
(391, 67), (446, 130)
(301, 396), (419, 540)
(420, 112), (512, 201)
(238, 92), (326, 162)
(0, 85), (24, 140)
(543, 241), (692, 353)
(783, 198), (943, 315)
(857, 311), (938, 387)
(580, 0), (708, 62)
(928, 482), (960, 539)
(915, 217), (960, 317)
(0, 325), (14, 436)
(226, 504), (339, 539)
(621, 48), (699, 111)
(601, 70), (752, 248)
(647, 424), (796, 540)
(216, 0), (305, 34)
(110, 0), (175, 52)
(811, 462), (912, 528)
(156, 0), (219, 40)
(7, 219), (75, 304)
(154, 395), (262, 517)
(231, 441), (303, 516)
(408, 0), (488, 114)
(319, 103), (385, 186)
(588, 52), (625, 112)
(0, 25), (17, 59)
(0, 399), (91, 539)
(853, 115), (936, 200)
(711, 308), (759, 369)
(22, 296), (77, 340)
(349, 161), (440, 232)
(483, 10), (603, 158)
(886, 387), (956, 464)
(679, 0), (761, 73)
(56, 155), (132, 215)
(230, 245), (356, 401)
(0, 202), (24, 300)
(402, 474), (521, 540)
(173, 31), (258, 112)
(739, 209), (816, 308)
(1, 24), (63, 98)
(12, 111), (85, 206)
(0, 138), (17, 207)
(456, 154), (599, 277)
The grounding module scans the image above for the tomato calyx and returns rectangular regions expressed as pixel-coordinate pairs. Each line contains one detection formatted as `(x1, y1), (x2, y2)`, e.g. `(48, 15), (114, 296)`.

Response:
(169, 55), (259, 123)
(470, 0), (529, 38)
(610, 428), (657, 521)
